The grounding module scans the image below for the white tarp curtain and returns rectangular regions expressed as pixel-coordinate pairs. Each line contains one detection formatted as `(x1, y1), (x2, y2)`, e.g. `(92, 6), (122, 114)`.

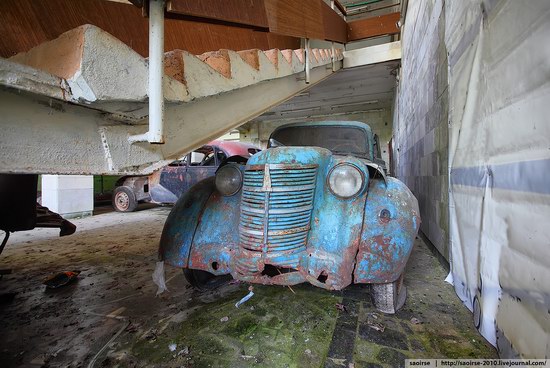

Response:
(446, 0), (550, 357)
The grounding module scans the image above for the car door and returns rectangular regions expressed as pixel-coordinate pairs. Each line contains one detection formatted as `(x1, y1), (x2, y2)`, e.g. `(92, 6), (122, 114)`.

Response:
(151, 154), (189, 203)
(184, 146), (220, 191)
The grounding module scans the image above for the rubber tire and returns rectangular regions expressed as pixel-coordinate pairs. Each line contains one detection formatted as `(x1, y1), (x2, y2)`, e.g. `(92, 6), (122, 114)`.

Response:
(183, 269), (231, 291)
(112, 186), (137, 212)
(371, 274), (407, 314)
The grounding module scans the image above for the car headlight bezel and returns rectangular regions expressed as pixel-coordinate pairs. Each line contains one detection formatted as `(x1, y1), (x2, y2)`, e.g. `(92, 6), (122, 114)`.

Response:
(327, 163), (365, 199)
(215, 163), (243, 196)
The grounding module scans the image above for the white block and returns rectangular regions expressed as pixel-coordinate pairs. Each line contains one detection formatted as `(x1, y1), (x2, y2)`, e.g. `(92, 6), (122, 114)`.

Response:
(41, 175), (94, 218)
(343, 41), (402, 69)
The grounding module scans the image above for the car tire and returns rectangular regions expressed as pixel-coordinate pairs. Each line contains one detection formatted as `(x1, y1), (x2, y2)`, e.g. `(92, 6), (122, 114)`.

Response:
(371, 274), (407, 314)
(112, 186), (137, 212)
(183, 269), (231, 291)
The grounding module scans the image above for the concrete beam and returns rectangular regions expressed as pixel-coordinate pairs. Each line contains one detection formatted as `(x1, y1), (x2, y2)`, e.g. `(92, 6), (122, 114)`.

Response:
(0, 25), (343, 175)
(343, 41), (401, 68)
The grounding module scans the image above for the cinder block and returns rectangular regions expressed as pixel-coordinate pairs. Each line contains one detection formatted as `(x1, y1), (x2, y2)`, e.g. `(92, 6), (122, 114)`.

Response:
(41, 175), (93, 218)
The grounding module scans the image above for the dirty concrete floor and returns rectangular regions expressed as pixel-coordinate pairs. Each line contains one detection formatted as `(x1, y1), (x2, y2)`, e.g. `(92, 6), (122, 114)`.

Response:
(0, 205), (497, 367)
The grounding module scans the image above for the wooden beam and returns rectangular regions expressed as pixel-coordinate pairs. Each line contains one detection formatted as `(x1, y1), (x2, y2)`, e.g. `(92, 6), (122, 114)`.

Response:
(322, 1), (347, 43)
(167, 0), (269, 29)
(334, 0), (348, 16)
(347, 12), (400, 41)
(263, 0), (347, 43)
(168, 0), (348, 43)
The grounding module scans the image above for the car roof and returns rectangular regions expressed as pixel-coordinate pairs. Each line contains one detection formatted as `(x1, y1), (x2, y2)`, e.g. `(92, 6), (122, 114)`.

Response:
(208, 140), (260, 157)
(270, 120), (373, 136)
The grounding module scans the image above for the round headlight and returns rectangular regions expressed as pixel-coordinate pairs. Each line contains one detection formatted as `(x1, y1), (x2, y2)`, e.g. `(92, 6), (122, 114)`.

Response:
(215, 164), (243, 196)
(328, 164), (364, 198)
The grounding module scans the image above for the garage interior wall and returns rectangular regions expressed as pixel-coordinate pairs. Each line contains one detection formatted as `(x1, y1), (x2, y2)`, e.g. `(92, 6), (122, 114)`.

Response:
(395, 0), (550, 358)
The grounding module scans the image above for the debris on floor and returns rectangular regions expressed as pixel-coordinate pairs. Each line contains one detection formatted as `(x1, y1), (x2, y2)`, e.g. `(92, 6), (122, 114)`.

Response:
(235, 286), (254, 308)
(336, 303), (348, 312)
(42, 270), (80, 288)
(152, 261), (168, 295)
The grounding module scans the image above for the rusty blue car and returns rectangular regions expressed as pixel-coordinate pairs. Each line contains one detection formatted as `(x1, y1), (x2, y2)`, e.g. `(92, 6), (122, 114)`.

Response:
(159, 121), (420, 313)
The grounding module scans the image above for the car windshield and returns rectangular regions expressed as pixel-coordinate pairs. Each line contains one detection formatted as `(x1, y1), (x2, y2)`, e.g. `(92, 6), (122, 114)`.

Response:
(269, 125), (371, 159)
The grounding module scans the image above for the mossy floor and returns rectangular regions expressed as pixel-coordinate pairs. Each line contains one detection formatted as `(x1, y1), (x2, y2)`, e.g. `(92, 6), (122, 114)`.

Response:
(128, 285), (339, 367)
(0, 206), (496, 367)
(115, 239), (496, 368)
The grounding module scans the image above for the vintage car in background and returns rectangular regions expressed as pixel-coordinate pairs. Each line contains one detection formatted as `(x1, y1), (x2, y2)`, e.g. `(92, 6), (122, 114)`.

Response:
(112, 140), (260, 212)
(159, 121), (420, 313)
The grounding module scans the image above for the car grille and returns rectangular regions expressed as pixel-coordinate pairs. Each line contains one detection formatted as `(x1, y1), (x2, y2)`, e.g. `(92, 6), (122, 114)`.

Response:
(238, 164), (317, 273)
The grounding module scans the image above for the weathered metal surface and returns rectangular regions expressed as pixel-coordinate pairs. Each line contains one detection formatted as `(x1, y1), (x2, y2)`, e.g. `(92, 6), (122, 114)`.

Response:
(354, 178), (420, 283)
(188, 190), (242, 275)
(118, 176), (150, 201)
(159, 177), (216, 268)
(159, 121), (420, 292)
(232, 148), (370, 290)
(155, 165), (214, 203)
(214, 140), (260, 158)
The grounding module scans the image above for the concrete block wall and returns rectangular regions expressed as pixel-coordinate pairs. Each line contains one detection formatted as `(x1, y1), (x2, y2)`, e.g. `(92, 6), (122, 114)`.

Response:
(393, 0), (449, 259)
(240, 108), (393, 165)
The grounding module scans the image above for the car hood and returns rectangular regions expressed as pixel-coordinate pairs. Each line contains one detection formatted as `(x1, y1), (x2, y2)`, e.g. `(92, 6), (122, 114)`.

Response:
(249, 147), (386, 183)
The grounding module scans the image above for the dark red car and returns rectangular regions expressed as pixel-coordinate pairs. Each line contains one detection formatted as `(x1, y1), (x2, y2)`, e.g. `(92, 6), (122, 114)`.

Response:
(112, 141), (260, 212)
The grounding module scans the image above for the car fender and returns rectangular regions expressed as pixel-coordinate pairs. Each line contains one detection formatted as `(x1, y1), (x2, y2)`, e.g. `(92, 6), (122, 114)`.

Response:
(159, 177), (216, 268)
(186, 189), (242, 275)
(354, 177), (421, 284)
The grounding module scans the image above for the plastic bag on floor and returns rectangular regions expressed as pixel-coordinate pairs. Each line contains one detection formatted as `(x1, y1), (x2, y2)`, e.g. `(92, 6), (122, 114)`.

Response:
(152, 261), (168, 295)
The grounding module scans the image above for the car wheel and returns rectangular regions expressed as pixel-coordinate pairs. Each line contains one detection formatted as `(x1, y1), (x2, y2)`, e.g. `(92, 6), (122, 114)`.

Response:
(371, 274), (407, 314)
(183, 269), (231, 291)
(112, 186), (137, 212)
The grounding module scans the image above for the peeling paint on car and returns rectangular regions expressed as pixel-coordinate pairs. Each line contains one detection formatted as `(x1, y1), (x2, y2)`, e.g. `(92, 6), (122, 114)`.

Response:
(159, 121), (420, 294)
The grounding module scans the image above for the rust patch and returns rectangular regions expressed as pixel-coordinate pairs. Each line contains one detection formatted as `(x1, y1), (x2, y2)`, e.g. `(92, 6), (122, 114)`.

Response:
(198, 49), (231, 78)
(163, 50), (186, 84)
(237, 49), (260, 70)
(9, 24), (87, 80)
(293, 49), (305, 64)
(311, 49), (321, 63)
(263, 49), (279, 69)
(281, 49), (293, 64)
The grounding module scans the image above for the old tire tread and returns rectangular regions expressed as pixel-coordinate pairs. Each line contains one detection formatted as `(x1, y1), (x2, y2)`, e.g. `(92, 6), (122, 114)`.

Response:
(372, 275), (406, 314)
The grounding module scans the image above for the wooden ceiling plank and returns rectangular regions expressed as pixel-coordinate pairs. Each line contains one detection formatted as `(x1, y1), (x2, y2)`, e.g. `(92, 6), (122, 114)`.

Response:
(347, 12), (400, 41)
(167, 0), (269, 29)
